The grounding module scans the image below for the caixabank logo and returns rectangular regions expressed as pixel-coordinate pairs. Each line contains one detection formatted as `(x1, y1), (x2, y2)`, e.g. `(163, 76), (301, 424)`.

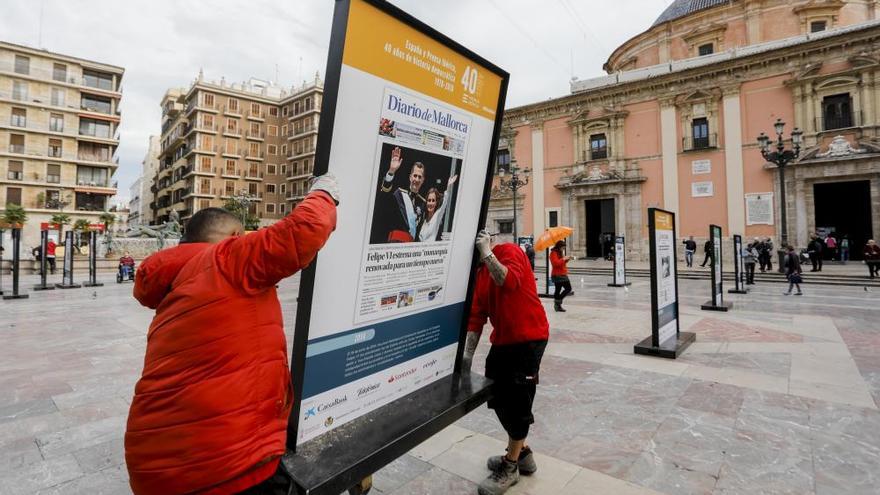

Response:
(303, 394), (348, 421)
(387, 368), (417, 383)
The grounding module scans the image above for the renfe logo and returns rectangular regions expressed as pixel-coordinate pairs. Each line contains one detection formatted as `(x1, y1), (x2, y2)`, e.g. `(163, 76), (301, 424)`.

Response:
(357, 383), (381, 397)
(422, 359), (437, 369)
(387, 368), (417, 383)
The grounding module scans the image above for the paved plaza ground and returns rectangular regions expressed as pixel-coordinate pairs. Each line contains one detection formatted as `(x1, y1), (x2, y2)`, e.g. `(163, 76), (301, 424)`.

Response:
(0, 271), (878, 494)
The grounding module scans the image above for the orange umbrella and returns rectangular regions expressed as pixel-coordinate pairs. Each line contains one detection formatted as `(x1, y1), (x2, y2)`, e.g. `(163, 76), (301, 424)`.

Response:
(534, 226), (573, 251)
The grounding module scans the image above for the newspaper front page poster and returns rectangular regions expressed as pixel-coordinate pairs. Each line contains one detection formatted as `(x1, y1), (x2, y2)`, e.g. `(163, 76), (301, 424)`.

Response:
(294, 0), (505, 445)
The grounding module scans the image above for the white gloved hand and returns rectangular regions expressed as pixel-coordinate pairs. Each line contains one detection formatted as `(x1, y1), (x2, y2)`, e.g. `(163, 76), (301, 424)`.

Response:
(309, 172), (340, 205)
(475, 230), (492, 259)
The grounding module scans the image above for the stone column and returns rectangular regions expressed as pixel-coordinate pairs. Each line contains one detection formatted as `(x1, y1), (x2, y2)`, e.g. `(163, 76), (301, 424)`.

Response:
(660, 102), (680, 228)
(531, 123), (546, 237)
(723, 89), (746, 236)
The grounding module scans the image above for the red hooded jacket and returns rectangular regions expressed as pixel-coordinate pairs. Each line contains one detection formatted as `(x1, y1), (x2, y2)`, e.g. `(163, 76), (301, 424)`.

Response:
(467, 243), (549, 346)
(125, 191), (336, 495)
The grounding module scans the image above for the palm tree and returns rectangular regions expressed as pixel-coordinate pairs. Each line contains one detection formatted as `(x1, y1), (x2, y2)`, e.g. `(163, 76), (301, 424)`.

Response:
(99, 212), (116, 233)
(2, 203), (28, 228)
(51, 213), (71, 239)
(73, 218), (91, 232)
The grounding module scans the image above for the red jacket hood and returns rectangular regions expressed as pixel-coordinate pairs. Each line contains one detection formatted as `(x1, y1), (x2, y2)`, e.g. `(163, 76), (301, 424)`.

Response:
(133, 243), (210, 309)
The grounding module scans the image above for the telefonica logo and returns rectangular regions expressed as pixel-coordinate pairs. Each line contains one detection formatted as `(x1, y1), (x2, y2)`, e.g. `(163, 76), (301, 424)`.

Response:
(317, 395), (347, 413)
(387, 368), (417, 383)
(357, 383), (381, 397)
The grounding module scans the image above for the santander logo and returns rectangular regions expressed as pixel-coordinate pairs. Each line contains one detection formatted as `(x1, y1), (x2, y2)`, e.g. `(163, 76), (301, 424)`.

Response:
(388, 368), (417, 383)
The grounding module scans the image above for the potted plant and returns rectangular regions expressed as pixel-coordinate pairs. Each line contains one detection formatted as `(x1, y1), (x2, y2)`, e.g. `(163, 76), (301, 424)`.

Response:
(2, 203), (28, 229)
(51, 212), (71, 239)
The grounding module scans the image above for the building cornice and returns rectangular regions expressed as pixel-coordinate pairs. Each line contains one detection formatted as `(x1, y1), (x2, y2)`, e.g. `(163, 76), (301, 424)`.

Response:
(505, 22), (880, 125)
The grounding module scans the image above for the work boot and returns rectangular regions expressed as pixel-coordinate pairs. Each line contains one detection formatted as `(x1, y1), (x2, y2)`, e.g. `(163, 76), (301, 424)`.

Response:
(487, 446), (537, 475)
(478, 456), (519, 495)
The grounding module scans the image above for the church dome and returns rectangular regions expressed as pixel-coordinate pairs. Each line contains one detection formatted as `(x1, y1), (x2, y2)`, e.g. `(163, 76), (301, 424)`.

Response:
(652, 0), (735, 27)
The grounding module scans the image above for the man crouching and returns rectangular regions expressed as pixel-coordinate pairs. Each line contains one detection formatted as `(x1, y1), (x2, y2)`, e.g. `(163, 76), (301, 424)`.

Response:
(462, 231), (550, 495)
(125, 175), (339, 495)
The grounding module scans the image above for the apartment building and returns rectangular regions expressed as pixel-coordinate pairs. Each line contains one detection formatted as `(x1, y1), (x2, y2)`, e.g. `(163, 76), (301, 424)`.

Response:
(0, 41), (123, 246)
(130, 135), (159, 227)
(152, 72), (321, 226)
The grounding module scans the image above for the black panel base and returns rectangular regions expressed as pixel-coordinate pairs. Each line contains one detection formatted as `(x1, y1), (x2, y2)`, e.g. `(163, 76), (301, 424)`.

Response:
(33, 285), (56, 291)
(3, 293), (29, 300)
(83, 282), (104, 287)
(55, 283), (82, 289)
(727, 288), (748, 294)
(283, 372), (493, 495)
(701, 301), (733, 312)
(608, 282), (632, 287)
(538, 293), (555, 299)
(634, 331), (696, 359)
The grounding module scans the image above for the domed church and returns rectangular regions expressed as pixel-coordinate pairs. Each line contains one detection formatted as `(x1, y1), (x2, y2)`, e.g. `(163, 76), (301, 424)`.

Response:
(493, 0), (880, 261)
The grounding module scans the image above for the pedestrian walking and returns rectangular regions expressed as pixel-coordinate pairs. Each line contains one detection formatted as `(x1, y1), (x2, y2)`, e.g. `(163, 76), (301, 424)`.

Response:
(825, 235), (837, 261)
(463, 231), (549, 495)
(124, 175), (339, 495)
(783, 245), (803, 296)
(683, 236), (697, 268)
(525, 243), (535, 272)
(699, 239), (712, 267)
(808, 235), (824, 272)
(840, 235), (850, 264)
(865, 239), (880, 278)
(743, 243), (758, 285)
(549, 240), (573, 312)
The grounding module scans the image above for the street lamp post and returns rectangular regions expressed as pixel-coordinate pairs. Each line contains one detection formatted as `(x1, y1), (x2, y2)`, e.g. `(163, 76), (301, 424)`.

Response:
(498, 162), (530, 242)
(757, 118), (802, 272)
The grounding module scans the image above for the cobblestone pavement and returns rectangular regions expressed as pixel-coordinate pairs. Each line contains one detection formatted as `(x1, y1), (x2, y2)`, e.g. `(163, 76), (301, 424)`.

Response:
(0, 273), (877, 494)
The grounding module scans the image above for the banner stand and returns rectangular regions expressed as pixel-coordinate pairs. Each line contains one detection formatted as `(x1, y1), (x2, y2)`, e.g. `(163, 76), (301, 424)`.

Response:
(282, 373), (491, 495)
(634, 209), (694, 359)
(33, 230), (55, 291)
(56, 231), (81, 289)
(282, 0), (509, 493)
(538, 248), (554, 299)
(728, 234), (748, 295)
(82, 231), (103, 288)
(2, 228), (29, 300)
(608, 235), (631, 288)
(701, 224), (732, 311)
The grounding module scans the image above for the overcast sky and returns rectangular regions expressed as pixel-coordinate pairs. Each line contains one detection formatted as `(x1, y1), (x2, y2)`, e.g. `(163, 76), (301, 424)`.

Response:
(1, 0), (673, 205)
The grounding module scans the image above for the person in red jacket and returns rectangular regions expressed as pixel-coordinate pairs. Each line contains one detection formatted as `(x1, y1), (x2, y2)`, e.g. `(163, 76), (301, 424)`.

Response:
(549, 240), (573, 312)
(46, 238), (57, 274)
(463, 231), (550, 495)
(125, 175), (339, 495)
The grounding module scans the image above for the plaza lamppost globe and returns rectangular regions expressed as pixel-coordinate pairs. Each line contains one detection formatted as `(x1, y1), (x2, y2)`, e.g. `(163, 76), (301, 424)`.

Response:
(757, 118), (802, 272)
(498, 162), (530, 242)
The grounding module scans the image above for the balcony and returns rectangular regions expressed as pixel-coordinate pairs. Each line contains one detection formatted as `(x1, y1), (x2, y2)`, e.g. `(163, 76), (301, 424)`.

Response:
(245, 130), (266, 141)
(244, 150), (265, 160)
(682, 134), (717, 152)
(182, 165), (216, 177)
(817, 111), (861, 132)
(221, 169), (241, 178)
(246, 110), (266, 121)
(0, 62), (121, 93)
(581, 146), (611, 162)
(8, 144), (25, 154)
(222, 104), (242, 116)
(223, 127), (242, 138)
(290, 125), (318, 138)
(243, 171), (264, 180)
(187, 100), (218, 115)
(77, 151), (113, 163)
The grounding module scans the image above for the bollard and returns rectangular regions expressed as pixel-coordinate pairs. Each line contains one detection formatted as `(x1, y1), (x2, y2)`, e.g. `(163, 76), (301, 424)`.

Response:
(55, 231), (82, 289)
(33, 230), (55, 291)
(82, 230), (103, 287)
(3, 228), (29, 300)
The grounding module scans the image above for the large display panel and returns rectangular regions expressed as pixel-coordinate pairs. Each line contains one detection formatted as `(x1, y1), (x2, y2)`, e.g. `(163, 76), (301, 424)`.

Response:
(289, 0), (507, 446)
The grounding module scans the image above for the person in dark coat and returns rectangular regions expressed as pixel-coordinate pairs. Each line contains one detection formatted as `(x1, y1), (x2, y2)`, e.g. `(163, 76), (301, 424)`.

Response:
(783, 245), (803, 295)
(683, 236), (697, 268)
(699, 239), (712, 267)
(808, 235), (824, 272)
(864, 239), (880, 278)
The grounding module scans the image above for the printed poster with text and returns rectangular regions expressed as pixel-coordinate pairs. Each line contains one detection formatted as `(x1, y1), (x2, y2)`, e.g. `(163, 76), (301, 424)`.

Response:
(296, 0), (504, 444)
(652, 211), (678, 345)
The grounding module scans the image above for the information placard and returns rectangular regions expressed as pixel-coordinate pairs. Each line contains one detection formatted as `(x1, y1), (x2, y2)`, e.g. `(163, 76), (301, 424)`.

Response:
(729, 234), (747, 294)
(701, 224), (732, 311)
(634, 209), (694, 358)
(608, 235), (630, 287)
(289, 0), (508, 446)
(745, 193), (774, 225)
